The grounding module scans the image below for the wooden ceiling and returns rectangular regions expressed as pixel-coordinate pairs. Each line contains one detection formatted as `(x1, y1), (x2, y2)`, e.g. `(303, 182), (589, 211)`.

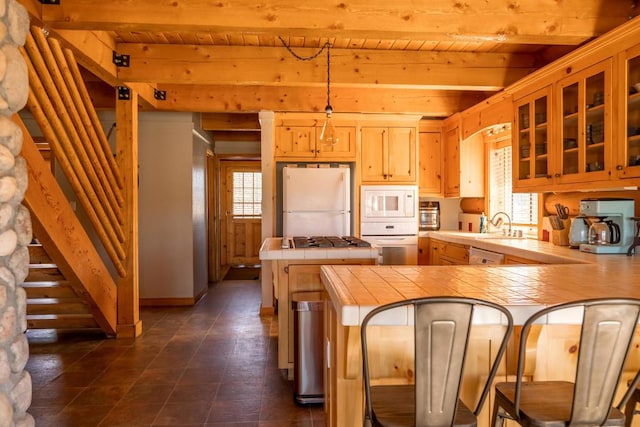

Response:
(18, 0), (640, 139)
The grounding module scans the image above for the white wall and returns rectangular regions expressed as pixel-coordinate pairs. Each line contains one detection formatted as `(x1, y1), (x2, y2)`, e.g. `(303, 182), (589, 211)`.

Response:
(136, 111), (212, 300)
(191, 129), (210, 299)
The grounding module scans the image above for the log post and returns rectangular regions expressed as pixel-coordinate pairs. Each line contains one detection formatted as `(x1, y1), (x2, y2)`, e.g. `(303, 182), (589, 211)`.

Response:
(115, 87), (141, 338)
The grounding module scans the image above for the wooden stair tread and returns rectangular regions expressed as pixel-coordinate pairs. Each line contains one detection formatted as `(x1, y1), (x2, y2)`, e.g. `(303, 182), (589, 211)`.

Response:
(21, 282), (77, 299)
(25, 268), (64, 282)
(26, 299), (91, 315)
(28, 244), (51, 264)
(27, 314), (100, 330)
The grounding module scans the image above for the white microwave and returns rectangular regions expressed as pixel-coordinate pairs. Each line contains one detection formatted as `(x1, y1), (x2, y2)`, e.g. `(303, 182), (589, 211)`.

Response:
(360, 185), (418, 222)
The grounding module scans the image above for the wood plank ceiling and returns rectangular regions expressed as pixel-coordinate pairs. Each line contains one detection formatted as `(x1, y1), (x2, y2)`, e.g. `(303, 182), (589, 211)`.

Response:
(19, 0), (640, 140)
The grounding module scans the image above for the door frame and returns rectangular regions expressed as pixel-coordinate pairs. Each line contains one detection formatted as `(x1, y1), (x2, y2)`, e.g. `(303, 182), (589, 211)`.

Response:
(217, 157), (262, 271)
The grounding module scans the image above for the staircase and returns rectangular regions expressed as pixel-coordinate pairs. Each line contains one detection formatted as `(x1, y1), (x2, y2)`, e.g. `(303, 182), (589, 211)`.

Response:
(24, 242), (100, 330)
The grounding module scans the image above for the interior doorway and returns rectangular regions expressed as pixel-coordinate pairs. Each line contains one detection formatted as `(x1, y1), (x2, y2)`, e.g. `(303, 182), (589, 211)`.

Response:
(220, 160), (262, 270)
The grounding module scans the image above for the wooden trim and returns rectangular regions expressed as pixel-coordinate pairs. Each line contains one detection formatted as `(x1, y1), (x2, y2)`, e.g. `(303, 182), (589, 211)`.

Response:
(115, 87), (141, 337)
(259, 306), (275, 316)
(140, 297), (199, 307)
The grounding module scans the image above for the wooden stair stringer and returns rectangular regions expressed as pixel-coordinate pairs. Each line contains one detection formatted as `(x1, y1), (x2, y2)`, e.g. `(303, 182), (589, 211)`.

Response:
(17, 116), (117, 336)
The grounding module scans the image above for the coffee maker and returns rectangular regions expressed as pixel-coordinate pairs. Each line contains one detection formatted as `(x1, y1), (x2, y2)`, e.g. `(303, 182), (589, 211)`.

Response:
(579, 198), (635, 254)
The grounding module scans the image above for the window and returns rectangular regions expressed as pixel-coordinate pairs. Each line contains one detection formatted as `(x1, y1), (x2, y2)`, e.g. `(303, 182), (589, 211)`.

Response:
(489, 144), (538, 231)
(232, 171), (262, 217)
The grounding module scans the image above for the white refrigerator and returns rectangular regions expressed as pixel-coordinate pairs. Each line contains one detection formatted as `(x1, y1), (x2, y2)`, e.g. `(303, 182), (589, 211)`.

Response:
(283, 166), (351, 237)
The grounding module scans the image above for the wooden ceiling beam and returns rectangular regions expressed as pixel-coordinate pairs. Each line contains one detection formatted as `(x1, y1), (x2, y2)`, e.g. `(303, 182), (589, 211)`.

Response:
(201, 113), (260, 131)
(37, 0), (636, 45)
(117, 44), (536, 90)
(42, 29), (159, 108)
(148, 84), (487, 116)
(211, 131), (261, 142)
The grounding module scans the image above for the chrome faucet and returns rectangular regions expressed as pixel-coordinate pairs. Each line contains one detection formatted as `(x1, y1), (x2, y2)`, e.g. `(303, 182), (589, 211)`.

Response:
(490, 212), (512, 235)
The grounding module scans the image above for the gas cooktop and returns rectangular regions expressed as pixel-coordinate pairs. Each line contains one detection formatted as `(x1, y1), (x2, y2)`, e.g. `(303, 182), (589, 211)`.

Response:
(287, 236), (371, 249)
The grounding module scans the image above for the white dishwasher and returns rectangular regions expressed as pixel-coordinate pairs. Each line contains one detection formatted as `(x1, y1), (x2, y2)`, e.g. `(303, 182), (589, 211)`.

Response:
(469, 247), (504, 265)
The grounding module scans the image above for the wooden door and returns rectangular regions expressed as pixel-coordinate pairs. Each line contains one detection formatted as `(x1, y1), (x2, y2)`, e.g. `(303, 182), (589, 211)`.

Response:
(387, 127), (416, 182)
(316, 126), (357, 159)
(443, 119), (461, 197)
(361, 127), (388, 182)
(418, 131), (442, 195)
(275, 125), (316, 157)
(556, 59), (613, 185)
(221, 160), (262, 266)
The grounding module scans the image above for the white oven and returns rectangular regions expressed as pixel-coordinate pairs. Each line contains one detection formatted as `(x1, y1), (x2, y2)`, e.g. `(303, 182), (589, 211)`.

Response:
(360, 185), (418, 265)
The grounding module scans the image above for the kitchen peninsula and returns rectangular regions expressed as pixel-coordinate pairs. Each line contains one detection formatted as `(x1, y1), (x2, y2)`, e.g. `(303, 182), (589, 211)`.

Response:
(321, 238), (640, 427)
(259, 237), (380, 374)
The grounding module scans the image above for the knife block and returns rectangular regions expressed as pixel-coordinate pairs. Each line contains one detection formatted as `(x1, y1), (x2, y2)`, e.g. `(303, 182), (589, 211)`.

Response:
(551, 219), (571, 246)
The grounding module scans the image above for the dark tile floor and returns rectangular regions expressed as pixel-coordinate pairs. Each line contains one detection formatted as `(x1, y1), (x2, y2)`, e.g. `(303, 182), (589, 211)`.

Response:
(25, 279), (326, 426)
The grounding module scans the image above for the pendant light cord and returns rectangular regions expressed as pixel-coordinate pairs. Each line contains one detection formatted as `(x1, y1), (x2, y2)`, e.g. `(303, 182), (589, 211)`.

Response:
(278, 37), (333, 114)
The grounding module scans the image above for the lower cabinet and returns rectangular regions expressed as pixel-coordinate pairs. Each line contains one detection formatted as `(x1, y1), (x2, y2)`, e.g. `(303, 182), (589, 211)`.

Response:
(429, 238), (470, 265)
(503, 254), (545, 264)
(275, 258), (376, 374)
(418, 237), (430, 265)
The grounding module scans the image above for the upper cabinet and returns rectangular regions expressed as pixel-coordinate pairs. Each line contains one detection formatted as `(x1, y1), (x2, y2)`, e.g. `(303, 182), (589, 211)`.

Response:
(513, 86), (552, 187)
(616, 44), (640, 179)
(556, 60), (612, 185)
(442, 114), (484, 198)
(275, 119), (356, 160)
(507, 16), (640, 192)
(418, 121), (443, 196)
(512, 59), (615, 191)
(361, 126), (417, 183)
(443, 116), (461, 197)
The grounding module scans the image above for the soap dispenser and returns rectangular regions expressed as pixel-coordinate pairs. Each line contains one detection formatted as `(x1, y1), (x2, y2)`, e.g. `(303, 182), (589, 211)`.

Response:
(479, 212), (487, 233)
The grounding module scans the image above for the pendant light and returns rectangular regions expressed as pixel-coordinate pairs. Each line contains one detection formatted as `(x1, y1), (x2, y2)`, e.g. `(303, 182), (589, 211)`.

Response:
(319, 43), (339, 146)
(279, 37), (339, 145)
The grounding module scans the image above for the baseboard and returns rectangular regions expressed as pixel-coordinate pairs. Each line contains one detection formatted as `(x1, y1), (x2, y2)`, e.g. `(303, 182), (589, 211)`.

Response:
(140, 297), (196, 306)
(259, 305), (275, 316)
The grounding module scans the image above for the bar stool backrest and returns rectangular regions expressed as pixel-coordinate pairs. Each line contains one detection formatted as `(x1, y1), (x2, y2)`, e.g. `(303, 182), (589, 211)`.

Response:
(514, 299), (640, 426)
(361, 297), (514, 427)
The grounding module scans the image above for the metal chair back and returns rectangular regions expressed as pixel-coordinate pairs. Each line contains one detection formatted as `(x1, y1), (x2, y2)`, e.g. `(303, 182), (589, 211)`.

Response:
(361, 297), (514, 427)
(513, 299), (640, 426)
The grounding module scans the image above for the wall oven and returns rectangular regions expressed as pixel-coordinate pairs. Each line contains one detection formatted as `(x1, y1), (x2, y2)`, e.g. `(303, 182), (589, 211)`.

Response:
(360, 185), (418, 265)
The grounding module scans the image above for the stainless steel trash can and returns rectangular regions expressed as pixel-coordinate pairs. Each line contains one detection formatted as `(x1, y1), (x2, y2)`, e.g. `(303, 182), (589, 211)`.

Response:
(292, 291), (324, 405)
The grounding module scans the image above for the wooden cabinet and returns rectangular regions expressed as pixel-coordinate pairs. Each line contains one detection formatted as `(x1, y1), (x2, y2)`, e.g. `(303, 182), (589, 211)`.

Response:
(418, 129), (442, 196)
(275, 122), (356, 159)
(429, 239), (469, 265)
(275, 258), (376, 373)
(556, 59), (613, 185)
(361, 126), (416, 183)
(511, 59), (615, 191)
(443, 116), (461, 197)
(616, 44), (640, 179)
(513, 86), (553, 190)
(418, 237), (429, 265)
(442, 114), (484, 198)
(503, 254), (544, 264)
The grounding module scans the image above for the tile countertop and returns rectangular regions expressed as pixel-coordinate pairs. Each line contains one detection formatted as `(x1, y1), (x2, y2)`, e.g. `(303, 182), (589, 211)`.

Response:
(424, 230), (600, 264)
(321, 232), (640, 326)
(258, 237), (381, 261)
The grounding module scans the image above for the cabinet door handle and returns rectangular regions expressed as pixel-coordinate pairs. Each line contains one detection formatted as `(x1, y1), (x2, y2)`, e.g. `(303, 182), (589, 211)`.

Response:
(616, 165), (624, 170)
(546, 175), (552, 179)
(554, 173), (561, 178)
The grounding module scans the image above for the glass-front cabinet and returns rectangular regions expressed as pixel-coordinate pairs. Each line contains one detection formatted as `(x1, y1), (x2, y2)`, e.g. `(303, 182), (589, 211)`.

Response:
(617, 44), (640, 178)
(513, 86), (552, 188)
(557, 59), (612, 184)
